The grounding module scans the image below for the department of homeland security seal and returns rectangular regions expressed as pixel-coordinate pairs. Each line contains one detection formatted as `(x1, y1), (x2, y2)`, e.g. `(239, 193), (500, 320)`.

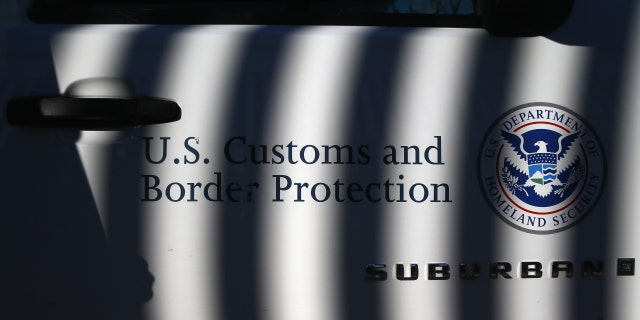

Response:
(478, 102), (605, 233)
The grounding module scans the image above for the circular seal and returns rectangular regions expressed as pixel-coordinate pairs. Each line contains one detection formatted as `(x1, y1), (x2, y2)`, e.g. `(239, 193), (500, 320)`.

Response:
(478, 102), (606, 233)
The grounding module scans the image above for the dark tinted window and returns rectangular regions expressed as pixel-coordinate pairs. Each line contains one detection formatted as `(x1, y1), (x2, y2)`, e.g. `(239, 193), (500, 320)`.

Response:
(33, 0), (475, 14)
(29, 0), (479, 26)
(383, 0), (474, 14)
(29, 0), (573, 37)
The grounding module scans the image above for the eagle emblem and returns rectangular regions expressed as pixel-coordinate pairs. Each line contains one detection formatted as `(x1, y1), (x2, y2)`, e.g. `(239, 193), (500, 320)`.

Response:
(500, 129), (585, 206)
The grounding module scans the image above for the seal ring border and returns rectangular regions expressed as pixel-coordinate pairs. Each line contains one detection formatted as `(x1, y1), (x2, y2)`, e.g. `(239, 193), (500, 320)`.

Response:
(477, 102), (607, 234)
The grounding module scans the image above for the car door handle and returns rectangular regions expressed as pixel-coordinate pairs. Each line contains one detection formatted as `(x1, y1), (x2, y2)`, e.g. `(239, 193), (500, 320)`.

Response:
(7, 95), (181, 128)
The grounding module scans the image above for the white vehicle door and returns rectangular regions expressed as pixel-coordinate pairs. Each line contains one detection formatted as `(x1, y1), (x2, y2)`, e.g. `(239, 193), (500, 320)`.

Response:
(0, 0), (637, 319)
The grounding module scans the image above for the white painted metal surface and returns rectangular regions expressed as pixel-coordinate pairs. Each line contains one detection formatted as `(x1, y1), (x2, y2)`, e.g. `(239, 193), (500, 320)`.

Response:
(0, 1), (638, 319)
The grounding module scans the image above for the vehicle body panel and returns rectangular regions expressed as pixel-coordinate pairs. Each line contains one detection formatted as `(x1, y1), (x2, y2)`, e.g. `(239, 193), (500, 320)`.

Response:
(1, 1), (638, 319)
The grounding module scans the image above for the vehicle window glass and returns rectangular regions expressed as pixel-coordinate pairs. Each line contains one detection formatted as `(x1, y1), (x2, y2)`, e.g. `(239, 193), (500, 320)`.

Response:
(33, 0), (475, 14)
(28, 0), (573, 37)
(29, 0), (479, 26)
(383, 0), (474, 14)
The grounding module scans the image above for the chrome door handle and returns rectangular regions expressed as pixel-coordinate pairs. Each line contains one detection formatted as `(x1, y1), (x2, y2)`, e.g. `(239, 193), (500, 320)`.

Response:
(7, 95), (181, 128)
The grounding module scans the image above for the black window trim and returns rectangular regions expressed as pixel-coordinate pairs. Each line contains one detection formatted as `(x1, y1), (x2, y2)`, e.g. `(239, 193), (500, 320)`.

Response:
(27, 0), (573, 37)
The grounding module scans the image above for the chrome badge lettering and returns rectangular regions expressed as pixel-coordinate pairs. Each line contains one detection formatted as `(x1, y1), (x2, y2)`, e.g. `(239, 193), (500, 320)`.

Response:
(365, 258), (634, 281)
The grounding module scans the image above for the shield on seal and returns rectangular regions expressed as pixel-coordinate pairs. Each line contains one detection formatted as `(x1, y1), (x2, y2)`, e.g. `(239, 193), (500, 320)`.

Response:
(527, 152), (557, 185)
